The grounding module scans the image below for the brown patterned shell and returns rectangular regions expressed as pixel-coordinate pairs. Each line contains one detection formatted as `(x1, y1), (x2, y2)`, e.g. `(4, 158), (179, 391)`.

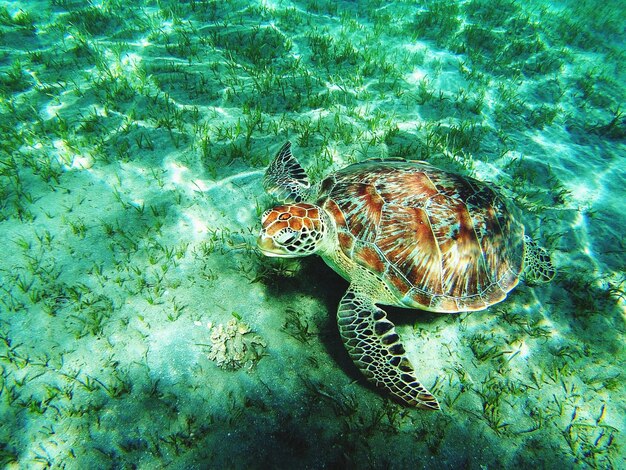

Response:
(317, 160), (525, 313)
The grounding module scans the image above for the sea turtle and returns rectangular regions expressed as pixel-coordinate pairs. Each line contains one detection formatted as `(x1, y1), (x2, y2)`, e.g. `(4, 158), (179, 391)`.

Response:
(257, 142), (555, 410)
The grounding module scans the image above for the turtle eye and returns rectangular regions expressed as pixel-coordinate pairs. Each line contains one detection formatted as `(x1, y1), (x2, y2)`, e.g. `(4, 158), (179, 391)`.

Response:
(275, 228), (299, 246)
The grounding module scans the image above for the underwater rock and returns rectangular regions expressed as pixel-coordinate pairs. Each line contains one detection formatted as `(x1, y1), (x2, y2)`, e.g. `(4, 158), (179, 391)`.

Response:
(207, 318), (266, 370)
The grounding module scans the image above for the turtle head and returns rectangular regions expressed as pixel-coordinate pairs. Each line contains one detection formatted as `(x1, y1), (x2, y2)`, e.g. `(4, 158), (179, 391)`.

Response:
(258, 203), (327, 257)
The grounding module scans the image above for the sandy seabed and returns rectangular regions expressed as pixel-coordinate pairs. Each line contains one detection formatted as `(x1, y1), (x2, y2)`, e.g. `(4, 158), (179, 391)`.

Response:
(0, 0), (624, 468)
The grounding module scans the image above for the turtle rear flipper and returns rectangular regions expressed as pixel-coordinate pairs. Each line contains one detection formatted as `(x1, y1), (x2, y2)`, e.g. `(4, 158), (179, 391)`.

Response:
(263, 141), (311, 203)
(337, 287), (440, 410)
(523, 235), (556, 284)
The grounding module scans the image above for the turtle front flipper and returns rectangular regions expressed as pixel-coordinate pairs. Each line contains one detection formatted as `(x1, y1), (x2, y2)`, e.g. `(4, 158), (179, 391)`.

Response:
(523, 235), (556, 284)
(337, 288), (440, 410)
(263, 141), (311, 203)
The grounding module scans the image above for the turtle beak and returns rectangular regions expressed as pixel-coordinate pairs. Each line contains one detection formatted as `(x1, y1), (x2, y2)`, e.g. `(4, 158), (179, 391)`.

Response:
(256, 233), (285, 257)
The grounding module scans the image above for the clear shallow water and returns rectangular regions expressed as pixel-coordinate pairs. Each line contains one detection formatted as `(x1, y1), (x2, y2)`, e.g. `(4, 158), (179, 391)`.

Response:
(0, 0), (624, 468)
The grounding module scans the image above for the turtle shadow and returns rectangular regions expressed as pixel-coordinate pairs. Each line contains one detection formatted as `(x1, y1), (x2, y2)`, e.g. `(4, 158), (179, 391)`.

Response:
(291, 257), (448, 393)
(256, 255), (340, 302)
(257, 254), (450, 397)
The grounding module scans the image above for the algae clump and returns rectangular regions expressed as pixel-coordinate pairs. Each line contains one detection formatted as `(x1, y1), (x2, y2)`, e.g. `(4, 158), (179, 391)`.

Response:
(207, 318), (266, 370)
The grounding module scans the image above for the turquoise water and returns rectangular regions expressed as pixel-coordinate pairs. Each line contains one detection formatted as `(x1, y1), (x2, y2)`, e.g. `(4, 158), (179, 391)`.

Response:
(0, 0), (624, 468)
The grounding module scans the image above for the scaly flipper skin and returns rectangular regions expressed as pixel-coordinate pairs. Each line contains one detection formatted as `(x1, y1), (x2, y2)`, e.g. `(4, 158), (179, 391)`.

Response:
(337, 287), (440, 410)
(523, 235), (556, 285)
(263, 141), (311, 203)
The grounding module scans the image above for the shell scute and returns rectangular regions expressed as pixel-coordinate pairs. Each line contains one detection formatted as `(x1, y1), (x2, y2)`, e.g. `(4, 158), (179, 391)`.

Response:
(377, 204), (443, 296)
(353, 242), (387, 275)
(385, 266), (412, 297)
